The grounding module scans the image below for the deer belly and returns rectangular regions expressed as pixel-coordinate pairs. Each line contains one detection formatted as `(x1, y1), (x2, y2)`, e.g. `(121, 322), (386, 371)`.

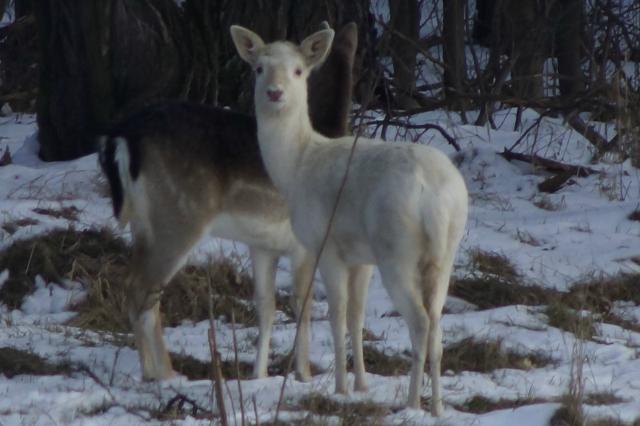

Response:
(208, 213), (296, 253)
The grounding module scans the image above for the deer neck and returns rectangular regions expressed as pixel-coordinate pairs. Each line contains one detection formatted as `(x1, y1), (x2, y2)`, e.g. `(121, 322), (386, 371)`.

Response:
(256, 105), (313, 199)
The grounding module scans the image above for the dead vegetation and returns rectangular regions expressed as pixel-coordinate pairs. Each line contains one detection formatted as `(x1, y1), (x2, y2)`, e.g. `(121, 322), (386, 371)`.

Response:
(454, 249), (640, 337)
(0, 347), (73, 378)
(0, 227), (259, 333)
(1, 217), (39, 234)
(556, 273), (640, 334)
(0, 228), (125, 310)
(443, 337), (553, 373)
(628, 209), (640, 221)
(545, 301), (597, 340)
(452, 249), (557, 309)
(32, 206), (80, 221)
(453, 394), (547, 414)
(349, 337), (552, 378)
(291, 394), (389, 426)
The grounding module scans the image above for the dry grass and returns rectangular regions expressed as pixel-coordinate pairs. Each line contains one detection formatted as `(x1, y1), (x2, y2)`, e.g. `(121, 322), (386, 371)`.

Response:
(586, 419), (631, 426)
(443, 337), (553, 373)
(557, 273), (640, 334)
(0, 227), (125, 310)
(350, 338), (552, 378)
(1, 217), (39, 235)
(584, 392), (626, 405)
(292, 394), (389, 426)
(0, 347), (73, 378)
(454, 394), (547, 414)
(545, 301), (597, 340)
(161, 261), (256, 328)
(452, 249), (557, 309)
(170, 352), (254, 381)
(550, 403), (585, 426)
(0, 227), (258, 333)
(32, 206), (80, 221)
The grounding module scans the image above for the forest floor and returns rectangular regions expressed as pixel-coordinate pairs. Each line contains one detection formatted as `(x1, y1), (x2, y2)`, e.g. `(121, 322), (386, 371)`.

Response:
(1, 108), (639, 425)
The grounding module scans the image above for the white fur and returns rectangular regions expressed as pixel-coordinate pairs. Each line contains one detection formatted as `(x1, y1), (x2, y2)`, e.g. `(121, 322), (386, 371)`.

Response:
(112, 142), (316, 382)
(231, 25), (468, 416)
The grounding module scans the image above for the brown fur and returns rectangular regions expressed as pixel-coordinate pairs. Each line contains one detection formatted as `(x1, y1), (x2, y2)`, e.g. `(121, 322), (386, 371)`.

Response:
(98, 23), (359, 381)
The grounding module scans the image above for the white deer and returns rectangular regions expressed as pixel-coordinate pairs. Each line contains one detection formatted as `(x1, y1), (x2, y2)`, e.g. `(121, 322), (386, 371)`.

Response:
(230, 25), (468, 415)
(98, 23), (369, 385)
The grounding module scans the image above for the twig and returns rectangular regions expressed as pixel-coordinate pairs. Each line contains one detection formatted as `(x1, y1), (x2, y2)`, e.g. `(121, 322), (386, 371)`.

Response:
(565, 113), (618, 154)
(499, 149), (602, 178)
(109, 346), (122, 387)
(0, 146), (12, 166)
(163, 393), (215, 419)
(208, 273), (228, 426)
(505, 111), (549, 153)
(252, 395), (260, 426)
(364, 119), (461, 151)
(231, 311), (245, 426)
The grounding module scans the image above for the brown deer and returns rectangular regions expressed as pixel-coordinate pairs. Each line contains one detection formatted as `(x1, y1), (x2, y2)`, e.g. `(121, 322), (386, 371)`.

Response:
(98, 23), (366, 384)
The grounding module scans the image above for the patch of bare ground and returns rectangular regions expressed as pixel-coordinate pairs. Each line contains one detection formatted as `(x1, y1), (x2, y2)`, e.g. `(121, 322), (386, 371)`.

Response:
(0, 228), (126, 311)
(170, 352), (252, 381)
(170, 352), (323, 381)
(455, 249), (640, 337)
(288, 394), (389, 426)
(553, 273), (640, 334)
(628, 208), (640, 221)
(452, 249), (558, 309)
(443, 337), (553, 373)
(32, 205), (80, 221)
(0, 227), (259, 333)
(350, 337), (552, 378)
(1, 217), (39, 234)
(584, 392), (627, 406)
(453, 394), (548, 414)
(0, 347), (73, 378)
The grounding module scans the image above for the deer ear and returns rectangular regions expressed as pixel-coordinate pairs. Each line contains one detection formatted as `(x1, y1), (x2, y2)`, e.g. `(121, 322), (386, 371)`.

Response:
(300, 29), (335, 69)
(230, 25), (265, 66)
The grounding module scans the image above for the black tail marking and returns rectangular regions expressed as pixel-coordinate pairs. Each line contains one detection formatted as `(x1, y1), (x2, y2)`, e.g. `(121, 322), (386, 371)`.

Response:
(97, 136), (124, 219)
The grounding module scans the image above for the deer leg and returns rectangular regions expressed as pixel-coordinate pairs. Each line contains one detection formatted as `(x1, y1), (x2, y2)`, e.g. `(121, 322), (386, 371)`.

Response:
(290, 250), (315, 382)
(127, 223), (202, 381)
(318, 249), (349, 394)
(423, 254), (455, 417)
(250, 246), (278, 379)
(347, 264), (373, 392)
(378, 260), (429, 410)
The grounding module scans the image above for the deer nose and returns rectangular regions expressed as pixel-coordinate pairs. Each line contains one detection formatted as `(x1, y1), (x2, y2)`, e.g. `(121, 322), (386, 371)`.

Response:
(267, 89), (283, 102)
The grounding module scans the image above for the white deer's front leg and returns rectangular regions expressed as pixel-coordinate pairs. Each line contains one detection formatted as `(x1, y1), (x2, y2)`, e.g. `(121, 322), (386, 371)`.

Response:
(319, 249), (350, 394)
(249, 247), (278, 379)
(291, 250), (315, 381)
(347, 265), (373, 392)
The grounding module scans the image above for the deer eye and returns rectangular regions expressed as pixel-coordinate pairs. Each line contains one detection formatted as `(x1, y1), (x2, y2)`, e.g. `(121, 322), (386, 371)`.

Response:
(256, 66), (263, 74)
(294, 67), (302, 77)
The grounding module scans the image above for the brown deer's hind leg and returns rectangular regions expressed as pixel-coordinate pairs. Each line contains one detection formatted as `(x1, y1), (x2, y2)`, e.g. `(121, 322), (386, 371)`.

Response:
(127, 222), (203, 381)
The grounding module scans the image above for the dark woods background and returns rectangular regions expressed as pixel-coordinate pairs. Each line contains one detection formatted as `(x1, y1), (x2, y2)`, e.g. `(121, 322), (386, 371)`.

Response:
(0, 0), (638, 164)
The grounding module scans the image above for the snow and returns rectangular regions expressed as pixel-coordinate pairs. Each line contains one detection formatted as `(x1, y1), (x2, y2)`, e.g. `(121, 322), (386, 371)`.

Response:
(1, 106), (639, 425)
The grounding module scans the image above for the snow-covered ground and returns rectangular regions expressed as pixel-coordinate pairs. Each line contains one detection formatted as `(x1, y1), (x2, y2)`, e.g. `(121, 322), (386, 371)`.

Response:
(0, 109), (639, 425)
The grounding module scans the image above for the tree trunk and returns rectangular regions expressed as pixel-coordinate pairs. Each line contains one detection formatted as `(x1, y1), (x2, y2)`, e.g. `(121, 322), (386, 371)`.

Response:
(0, 0), (8, 20)
(388, 0), (419, 109)
(555, 0), (584, 99)
(34, 0), (373, 161)
(505, 0), (548, 100)
(443, 0), (466, 109)
(15, 0), (33, 18)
